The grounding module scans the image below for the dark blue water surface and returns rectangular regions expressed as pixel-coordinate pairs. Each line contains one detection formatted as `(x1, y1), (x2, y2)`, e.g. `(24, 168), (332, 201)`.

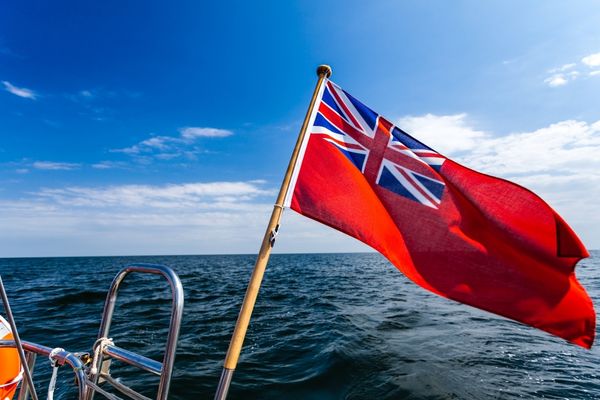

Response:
(0, 252), (599, 399)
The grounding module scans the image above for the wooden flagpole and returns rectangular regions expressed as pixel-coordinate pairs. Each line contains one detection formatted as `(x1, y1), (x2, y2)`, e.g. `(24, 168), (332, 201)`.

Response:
(214, 65), (332, 400)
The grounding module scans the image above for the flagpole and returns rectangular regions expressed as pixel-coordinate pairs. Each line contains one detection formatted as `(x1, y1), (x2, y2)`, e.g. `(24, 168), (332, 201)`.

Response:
(214, 65), (332, 400)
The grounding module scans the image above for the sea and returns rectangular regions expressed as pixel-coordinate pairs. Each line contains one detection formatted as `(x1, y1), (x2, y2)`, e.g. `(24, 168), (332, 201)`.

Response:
(0, 252), (598, 399)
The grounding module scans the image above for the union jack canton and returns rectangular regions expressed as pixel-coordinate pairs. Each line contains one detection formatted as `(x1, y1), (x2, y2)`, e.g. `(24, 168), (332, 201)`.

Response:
(311, 80), (447, 209)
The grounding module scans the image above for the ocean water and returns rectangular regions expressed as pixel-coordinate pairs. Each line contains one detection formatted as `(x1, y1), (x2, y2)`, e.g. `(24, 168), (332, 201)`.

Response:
(0, 252), (598, 399)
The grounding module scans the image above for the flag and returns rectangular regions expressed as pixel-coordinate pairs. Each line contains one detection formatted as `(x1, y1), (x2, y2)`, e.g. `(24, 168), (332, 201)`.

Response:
(283, 79), (595, 348)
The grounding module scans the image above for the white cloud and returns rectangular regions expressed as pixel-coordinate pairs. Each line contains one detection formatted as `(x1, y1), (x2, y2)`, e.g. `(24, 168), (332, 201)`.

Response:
(543, 70), (579, 87)
(2, 80), (37, 99)
(35, 181), (275, 209)
(548, 63), (576, 73)
(0, 177), (371, 256)
(91, 161), (128, 169)
(544, 74), (569, 87)
(141, 136), (171, 149)
(32, 161), (80, 170)
(0, 180), (297, 256)
(581, 52), (600, 67)
(542, 51), (600, 86)
(180, 127), (233, 138)
(112, 145), (140, 155)
(463, 120), (600, 176)
(113, 126), (232, 159)
(396, 113), (487, 154)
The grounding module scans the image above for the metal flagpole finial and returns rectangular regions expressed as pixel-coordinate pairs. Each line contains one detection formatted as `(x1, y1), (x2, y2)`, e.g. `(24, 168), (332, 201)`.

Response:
(316, 64), (332, 78)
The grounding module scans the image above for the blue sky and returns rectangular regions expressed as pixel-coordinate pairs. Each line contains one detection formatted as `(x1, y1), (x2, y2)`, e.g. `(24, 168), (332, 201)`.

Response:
(1, 1), (599, 256)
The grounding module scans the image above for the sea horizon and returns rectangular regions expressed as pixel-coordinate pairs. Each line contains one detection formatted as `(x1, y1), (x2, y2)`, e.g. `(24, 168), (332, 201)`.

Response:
(2, 249), (598, 260)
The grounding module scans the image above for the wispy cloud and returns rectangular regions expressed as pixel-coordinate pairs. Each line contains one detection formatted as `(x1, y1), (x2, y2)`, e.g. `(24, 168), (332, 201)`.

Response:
(548, 63), (577, 73)
(544, 66), (580, 87)
(0, 180), (283, 256)
(543, 51), (600, 86)
(0, 178), (370, 256)
(35, 181), (273, 209)
(91, 161), (128, 170)
(180, 127), (233, 138)
(112, 136), (176, 155)
(64, 88), (140, 122)
(79, 90), (94, 98)
(112, 126), (233, 160)
(2, 80), (37, 99)
(32, 161), (80, 170)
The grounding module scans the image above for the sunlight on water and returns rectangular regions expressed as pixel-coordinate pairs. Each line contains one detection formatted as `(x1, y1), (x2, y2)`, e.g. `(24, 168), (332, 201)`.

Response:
(1, 252), (598, 399)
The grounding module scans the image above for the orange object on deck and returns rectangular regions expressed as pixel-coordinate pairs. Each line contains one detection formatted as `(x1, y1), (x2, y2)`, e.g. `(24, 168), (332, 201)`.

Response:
(0, 316), (22, 400)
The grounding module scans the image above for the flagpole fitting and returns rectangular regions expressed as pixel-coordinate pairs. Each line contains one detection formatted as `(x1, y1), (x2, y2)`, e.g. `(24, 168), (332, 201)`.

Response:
(317, 65), (332, 78)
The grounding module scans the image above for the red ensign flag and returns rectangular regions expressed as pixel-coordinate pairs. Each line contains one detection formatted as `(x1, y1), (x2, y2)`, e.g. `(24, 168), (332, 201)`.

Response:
(284, 79), (595, 348)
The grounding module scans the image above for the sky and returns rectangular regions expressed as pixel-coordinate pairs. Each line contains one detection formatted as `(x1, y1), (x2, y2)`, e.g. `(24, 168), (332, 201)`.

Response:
(0, 0), (599, 257)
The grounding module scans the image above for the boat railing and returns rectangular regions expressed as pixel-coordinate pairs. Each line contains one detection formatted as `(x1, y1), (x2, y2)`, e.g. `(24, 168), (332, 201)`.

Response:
(0, 339), (87, 399)
(88, 263), (184, 400)
(0, 263), (184, 400)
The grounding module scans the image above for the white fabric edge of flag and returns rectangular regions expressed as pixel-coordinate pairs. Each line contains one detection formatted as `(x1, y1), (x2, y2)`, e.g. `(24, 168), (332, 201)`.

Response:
(282, 77), (328, 208)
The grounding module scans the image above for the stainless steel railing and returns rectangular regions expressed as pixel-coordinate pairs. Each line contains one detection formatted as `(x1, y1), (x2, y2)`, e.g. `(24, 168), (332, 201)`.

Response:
(1, 263), (184, 400)
(86, 264), (184, 400)
(0, 340), (87, 399)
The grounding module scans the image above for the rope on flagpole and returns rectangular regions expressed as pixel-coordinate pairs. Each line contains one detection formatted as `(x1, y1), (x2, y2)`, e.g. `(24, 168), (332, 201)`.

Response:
(213, 64), (332, 400)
